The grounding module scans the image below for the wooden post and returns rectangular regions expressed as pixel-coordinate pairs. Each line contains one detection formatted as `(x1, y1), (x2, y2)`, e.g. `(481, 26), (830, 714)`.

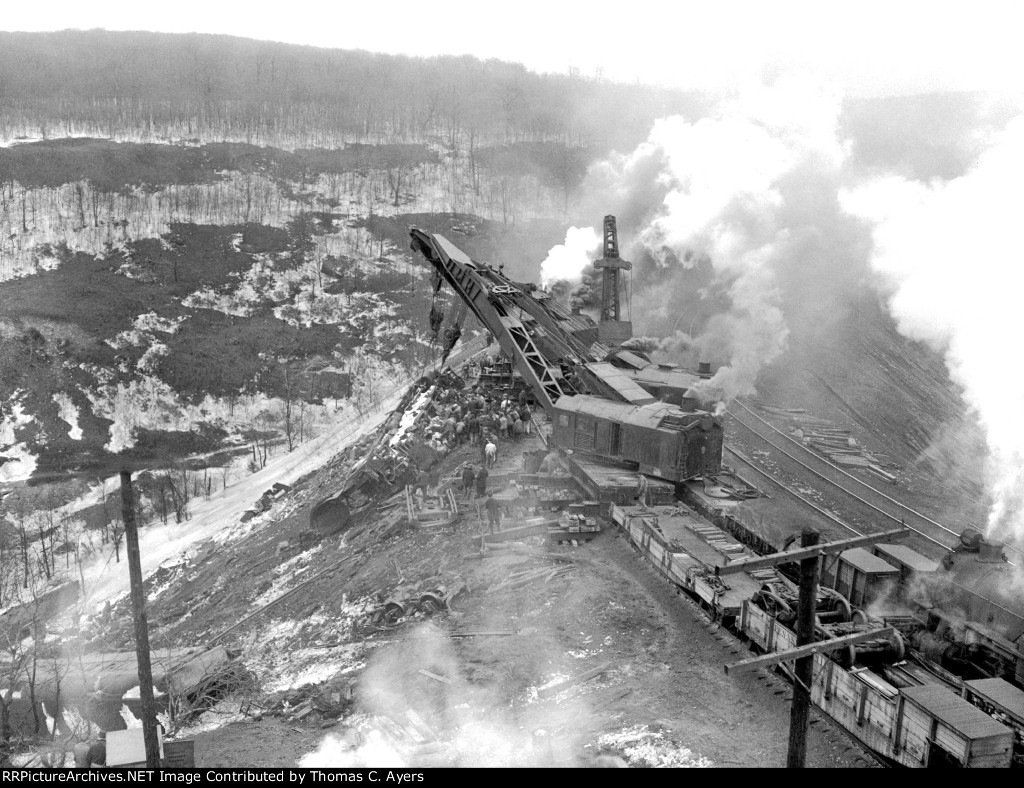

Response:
(121, 470), (161, 768)
(787, 528), (820, 768)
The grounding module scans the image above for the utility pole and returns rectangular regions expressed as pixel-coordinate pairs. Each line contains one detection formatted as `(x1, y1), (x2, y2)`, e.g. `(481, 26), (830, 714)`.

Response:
(719, 527), (909, 767)
(786, 528), (820, 768)
(121, 470), (161, 768)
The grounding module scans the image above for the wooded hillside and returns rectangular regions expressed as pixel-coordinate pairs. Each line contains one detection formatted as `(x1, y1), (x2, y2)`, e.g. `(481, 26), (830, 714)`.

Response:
(0, 30), (711, 150)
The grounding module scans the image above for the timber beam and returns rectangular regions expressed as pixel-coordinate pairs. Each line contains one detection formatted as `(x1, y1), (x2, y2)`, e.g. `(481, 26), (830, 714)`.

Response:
(724, 627), (897, 675)
(715, 528), (909, 576)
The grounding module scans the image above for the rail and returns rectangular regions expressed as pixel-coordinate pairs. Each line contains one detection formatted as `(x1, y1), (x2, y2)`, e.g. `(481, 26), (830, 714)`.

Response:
(727, 402), (971, 550)
(729, 399), (1021, 566)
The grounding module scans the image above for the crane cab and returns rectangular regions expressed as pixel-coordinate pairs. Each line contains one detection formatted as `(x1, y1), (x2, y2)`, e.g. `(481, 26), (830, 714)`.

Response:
(550, 395), (723, 482)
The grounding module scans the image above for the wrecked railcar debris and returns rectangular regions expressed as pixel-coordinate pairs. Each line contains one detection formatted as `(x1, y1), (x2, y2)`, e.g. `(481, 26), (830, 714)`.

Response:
(376, 580), (467, 625)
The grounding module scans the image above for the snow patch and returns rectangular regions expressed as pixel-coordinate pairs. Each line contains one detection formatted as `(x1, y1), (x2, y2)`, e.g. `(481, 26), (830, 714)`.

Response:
(597, 725), (713, 768)
(83, 374), (184, 452)
(133, 312), (184, 334)
(0, 396), (39, 482)
(389, 387), (435, 447)
(52, 392), (84, 440)
(137, 341), (169, 374)
(106, 329), (147, 350)
(250, 545), (326, 609)
(248, 601), (377, 693)
(36, 254), (62, 272)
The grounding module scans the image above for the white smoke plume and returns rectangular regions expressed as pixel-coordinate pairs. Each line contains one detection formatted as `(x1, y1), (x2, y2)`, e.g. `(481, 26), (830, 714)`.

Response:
(841, 117), (1024, 546)
(298, 622), (595, 767)
(539, 226), (601, 286)
(579, 74), (851, 404)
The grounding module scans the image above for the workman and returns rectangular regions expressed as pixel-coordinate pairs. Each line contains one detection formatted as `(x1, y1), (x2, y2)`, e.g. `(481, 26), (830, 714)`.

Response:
(636, 473), (649, 511)
(485, 439), (497, 468)
(485, 496), (502, 533)
(461, 464), (475, 499)
(475, 465), (489, 498)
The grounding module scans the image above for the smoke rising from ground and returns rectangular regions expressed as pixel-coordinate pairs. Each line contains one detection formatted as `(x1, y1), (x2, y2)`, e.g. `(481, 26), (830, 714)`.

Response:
(842, 117), (1024, 546)
(297, 621), (601, 767)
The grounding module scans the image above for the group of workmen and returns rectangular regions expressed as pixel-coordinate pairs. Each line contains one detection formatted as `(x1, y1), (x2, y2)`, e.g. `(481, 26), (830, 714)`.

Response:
(459, 462), (503, 532)
(415, 368), (535, 463)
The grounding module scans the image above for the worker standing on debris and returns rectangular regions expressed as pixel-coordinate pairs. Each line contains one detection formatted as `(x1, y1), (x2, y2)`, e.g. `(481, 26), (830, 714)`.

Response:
(520, 404), (532, 433)
(485, 438), (497, 468)
(485, 495), (502, 533)
(475, 465), (488, 498)
(636, 473), (649, 511)
(538, 450), (559, 474)
(461, 463), (475, 499)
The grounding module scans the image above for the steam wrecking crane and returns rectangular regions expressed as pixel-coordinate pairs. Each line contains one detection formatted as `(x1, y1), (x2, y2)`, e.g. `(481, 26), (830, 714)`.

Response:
(409, 226), (724, 483)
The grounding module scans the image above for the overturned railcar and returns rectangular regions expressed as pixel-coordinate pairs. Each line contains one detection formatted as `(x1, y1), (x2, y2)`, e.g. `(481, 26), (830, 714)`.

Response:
(550, 394), (723, 481)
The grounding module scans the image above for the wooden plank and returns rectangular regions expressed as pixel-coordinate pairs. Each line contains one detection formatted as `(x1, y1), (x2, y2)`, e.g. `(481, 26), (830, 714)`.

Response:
(715, 529), (908, 576)
(480, 520), (558, 544)
(724, 628), (896, 675)
(417, 669), (451, 685)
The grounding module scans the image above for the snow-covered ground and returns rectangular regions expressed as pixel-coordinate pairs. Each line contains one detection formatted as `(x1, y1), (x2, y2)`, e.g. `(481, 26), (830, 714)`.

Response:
(78, 382), (405, 611)
(77, 334), (485, 611)
(0, 394), (39, 482)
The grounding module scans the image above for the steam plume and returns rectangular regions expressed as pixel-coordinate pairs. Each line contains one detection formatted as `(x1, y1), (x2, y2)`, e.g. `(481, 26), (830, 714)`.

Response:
(842, 117), (1024, 545)
(578, 74), (853, 404)
(539, 226), (601, 286)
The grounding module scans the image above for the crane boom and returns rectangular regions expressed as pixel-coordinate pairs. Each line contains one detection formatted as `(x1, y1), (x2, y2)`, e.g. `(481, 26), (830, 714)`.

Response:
(410, 230), (573, 412)
(410, 225), (725, 482)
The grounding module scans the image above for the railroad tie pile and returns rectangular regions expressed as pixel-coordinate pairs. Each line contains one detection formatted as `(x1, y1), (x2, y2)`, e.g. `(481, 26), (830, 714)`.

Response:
(754, 400), (900, 484)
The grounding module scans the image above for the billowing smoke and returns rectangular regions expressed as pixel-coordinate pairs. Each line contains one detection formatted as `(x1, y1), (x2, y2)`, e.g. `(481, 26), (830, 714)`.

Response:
(568, 275), (596, 311)
(539, 226), (601, 286)
(841, 117), (1024, 546)
(577, 74), (858, 404)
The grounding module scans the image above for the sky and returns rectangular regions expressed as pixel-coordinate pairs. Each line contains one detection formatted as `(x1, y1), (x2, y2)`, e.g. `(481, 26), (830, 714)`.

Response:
(4, 0), (1024, 97)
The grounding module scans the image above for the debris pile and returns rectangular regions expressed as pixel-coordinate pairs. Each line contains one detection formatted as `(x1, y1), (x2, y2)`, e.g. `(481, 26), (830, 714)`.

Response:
(373, 579), (467, 625)
(241, 483), (292, 522)
(264, 676), (356, 724)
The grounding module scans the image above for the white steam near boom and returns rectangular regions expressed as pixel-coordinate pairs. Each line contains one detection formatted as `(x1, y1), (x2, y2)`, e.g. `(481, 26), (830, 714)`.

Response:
(581, 74), (848, 404)
(539, 226), (601, 286)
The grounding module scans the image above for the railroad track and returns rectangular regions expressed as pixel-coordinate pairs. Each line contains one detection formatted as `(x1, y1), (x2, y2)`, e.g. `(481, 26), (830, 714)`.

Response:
(723, 398), (1021, 565)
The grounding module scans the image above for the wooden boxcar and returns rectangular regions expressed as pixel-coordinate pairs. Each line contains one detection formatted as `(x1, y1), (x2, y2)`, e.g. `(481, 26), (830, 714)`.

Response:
(741, 600), (1014, 768)
(821, 547), (901, 609)
(897, 684), (1013, 767)
(549, 395), (723, 482)
(872, 543), (939, 601)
